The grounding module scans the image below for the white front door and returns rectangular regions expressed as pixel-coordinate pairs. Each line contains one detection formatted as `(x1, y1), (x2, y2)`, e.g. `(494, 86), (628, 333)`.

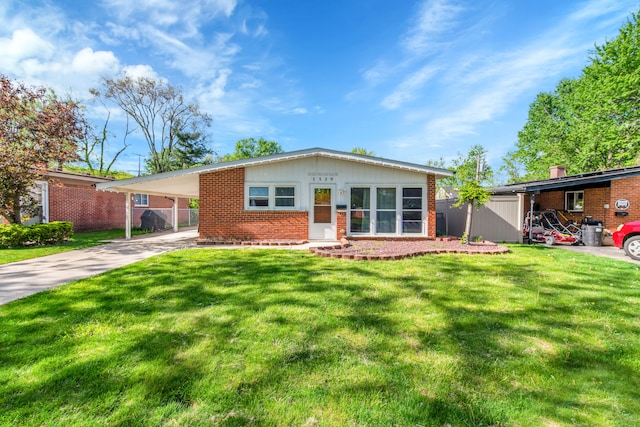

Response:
(309, 185), (336, 240)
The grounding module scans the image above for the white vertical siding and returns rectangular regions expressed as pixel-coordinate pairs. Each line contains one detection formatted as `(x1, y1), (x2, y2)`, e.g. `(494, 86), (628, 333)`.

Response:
(246, 157), (429, 211)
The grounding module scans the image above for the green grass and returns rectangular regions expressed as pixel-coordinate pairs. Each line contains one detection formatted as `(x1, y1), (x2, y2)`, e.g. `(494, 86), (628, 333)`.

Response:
(1, 246), (639, 426)
(0, 229), (149, 265)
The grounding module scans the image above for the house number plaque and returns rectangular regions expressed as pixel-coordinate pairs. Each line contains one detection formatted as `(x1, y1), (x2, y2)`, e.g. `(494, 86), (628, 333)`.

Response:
(309, 172), (337, 182)
(615, 199), (630, 210)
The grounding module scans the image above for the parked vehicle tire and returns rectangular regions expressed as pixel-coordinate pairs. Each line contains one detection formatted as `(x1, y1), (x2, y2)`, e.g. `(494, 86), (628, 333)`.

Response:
(545, 235), (555, 246)
(623, 235), (640, 261)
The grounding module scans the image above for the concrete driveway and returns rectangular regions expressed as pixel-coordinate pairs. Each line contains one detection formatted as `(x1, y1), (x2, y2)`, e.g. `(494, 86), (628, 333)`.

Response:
(0, 229), (198, 305)
(551, 243), (640, 264)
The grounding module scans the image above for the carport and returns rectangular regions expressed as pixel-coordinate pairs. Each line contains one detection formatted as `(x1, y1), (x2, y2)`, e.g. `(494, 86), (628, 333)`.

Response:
(95, 166), (204, 239)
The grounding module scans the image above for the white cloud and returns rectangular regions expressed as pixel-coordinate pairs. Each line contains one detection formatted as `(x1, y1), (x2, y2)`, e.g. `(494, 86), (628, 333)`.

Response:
(101, 0), (237, 36)
(0, 28), (55, 72)
(205, 68), (232, 100)
(121, 64), (160, 80)
(358, 0), (639, 165)
(381, 64), (439, 110)
(71, 48), (120, 76)
(402, 0), (465, 55)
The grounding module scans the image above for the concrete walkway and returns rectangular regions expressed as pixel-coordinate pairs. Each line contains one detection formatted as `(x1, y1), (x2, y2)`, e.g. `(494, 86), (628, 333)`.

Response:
(0, 229), (199, 305)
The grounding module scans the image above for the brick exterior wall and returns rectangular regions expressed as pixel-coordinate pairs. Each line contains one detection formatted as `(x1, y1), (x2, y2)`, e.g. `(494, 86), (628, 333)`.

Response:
(199, 168), (309, 240)
(336, 210), (347, 239)
(427, 174), (436, 239)
(534, 191), (565, 211)
(48, 175), (190, 231)
(609, 177), (640, 229)
(49, 182), (125, 231)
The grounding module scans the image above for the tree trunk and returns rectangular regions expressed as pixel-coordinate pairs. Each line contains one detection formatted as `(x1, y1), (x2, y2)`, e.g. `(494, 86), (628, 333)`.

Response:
(11, 192), (21, 224)
(464, 200), (474, 244)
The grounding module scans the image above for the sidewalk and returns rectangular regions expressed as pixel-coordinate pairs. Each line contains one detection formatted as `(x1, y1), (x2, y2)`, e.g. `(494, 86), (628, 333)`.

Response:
(0, 229), (198, 305)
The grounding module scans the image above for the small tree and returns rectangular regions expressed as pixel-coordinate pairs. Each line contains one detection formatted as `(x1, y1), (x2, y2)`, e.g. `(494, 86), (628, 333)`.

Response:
(0, 75), (85, 224)
(219, 138), (283, 161)
(451, 146), (493, 243)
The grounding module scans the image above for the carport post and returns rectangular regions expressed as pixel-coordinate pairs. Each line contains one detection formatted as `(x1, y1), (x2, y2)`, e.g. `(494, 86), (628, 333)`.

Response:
(173, 198), (179, 233)
(125, 192), (132, 240)
(528, 193), (535, 244)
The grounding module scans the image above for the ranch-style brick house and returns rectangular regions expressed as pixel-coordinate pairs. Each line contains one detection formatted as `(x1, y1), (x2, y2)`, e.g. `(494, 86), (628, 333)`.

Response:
(96, 148), (453, 241)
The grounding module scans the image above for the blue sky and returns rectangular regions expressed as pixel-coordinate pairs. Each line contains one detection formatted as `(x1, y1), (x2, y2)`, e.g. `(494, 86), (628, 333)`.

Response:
(1, 0), (638, 178)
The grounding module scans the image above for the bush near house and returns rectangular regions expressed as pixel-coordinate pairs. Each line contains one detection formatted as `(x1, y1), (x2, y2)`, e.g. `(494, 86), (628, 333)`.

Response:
(0, 221), (73, 248)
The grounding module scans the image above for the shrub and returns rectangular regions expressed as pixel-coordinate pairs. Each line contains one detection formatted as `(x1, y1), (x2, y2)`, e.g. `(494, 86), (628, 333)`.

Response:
(0, 222), (73, 248)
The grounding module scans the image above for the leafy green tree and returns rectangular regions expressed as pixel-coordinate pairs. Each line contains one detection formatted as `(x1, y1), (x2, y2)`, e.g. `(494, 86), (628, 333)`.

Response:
(64, 164), (133, 180)
(145, 125), (212, 172)
(505, 11), (640, 180)
(425, 157), (447, 169)
(425, 157), (453, 197)
(220, 138), (283, 161)
(91, 74), (212, 173)
(450, 145), (494, 186)
(351, 147), (375, 156)
(0, 75), (85, 223)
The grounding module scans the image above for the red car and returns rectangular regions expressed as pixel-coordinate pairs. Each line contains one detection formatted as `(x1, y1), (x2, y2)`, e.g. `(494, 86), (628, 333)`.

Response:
(612, 221), (640, 261)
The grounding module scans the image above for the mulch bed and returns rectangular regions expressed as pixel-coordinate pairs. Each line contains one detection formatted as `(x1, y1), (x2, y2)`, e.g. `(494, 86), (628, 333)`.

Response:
(310, 238), (509, 260)
(195, 237), (509, 261)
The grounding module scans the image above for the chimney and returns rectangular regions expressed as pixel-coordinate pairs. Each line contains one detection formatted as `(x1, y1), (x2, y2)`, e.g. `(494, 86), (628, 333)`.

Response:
(550, 165), (566, 179)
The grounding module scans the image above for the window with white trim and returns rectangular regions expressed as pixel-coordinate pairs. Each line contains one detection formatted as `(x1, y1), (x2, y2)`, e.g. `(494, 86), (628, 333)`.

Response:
(565, 191), (584, 212)
(349, 185), (425, 235)
(247, 185), (297, 209)
(134, 193), (149, 207)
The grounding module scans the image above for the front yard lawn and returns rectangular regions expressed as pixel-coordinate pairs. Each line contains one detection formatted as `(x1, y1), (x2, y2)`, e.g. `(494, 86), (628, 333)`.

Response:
(1, 246), (638, 426)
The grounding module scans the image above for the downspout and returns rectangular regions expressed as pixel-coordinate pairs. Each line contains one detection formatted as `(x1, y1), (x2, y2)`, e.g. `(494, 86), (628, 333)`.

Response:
(41, 181), (49, 223)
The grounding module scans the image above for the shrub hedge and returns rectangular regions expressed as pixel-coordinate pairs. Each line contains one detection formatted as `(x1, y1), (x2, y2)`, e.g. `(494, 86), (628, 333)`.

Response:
(0, 222), (74, 248)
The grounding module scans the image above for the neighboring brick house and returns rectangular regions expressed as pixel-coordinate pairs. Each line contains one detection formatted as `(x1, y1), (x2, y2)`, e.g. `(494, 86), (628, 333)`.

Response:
(96, 148), (453, 241)
(441, 165), (640, 243)
(13, 170), (189, 231)
(491, 165), (640, 231)
(436, 165), (640, 243)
